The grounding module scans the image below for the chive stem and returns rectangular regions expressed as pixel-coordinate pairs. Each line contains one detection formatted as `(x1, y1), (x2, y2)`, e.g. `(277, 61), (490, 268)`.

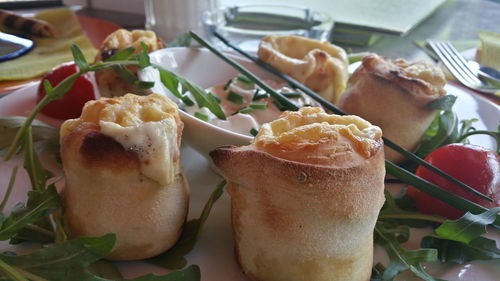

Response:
(190, 31), (298, 111)
(227, 91), (244, 105)
(385, 161), (499, 227)
(211, 30), (493, 203)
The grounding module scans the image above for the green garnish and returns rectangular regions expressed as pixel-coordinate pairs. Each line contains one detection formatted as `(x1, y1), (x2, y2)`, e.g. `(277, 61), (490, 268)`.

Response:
(157, 67), (226, 120)
(190, 31), (298, 111)
(250, 128), (259, 136)
(208, 92), (221, 103)
(375, 222), (439, 281)
(194, 112), (209, 122)
(236, 74), (254, 86)
(272, 100), (287, 111)
(181, 95), (195, 106)
(227, 91), (244, 105)
(239, 107), (253, 114)
(252, 90), (270, 100)
(223, 79), (232, 91)
(281, 92), (302, 98)
(250, 102), (268, 110)
(428, 95), (457, 110)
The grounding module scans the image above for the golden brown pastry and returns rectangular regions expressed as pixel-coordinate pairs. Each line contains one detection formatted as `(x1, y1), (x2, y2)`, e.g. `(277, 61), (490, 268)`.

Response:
(60, 93), (188, 260)
(211, 107), (385, 281)
(257, 35), (349, 104)
(95, 29), (164, 97)
(337, 53), (446, 163)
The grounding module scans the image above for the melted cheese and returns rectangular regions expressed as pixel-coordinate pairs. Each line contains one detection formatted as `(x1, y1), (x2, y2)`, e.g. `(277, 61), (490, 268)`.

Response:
(393, 58), (446, 95)
(61, 93), (182, 186)
(100, 118), (178, 186)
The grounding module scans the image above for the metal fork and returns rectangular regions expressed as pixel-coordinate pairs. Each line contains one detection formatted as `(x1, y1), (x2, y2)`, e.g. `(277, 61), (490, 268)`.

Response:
(427, 40), (499, 96)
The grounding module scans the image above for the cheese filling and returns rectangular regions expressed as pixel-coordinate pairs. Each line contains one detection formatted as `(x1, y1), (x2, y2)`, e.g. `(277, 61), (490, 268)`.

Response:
(100, 117), (179, 186)
(254, 107), (382, 162)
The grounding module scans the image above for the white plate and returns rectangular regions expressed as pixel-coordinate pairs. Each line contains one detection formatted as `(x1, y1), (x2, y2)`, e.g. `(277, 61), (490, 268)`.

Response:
(0, 51), (499, 280)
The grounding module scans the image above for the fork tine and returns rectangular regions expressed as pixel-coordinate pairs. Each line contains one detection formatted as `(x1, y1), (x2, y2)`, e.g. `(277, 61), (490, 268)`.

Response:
(441, 41), (482, 83)
(428, 41), (476, 86)
(428, 40), (481, 87)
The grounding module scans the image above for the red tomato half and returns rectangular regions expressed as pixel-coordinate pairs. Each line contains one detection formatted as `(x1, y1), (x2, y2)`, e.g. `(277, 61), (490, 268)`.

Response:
(37, 62), (96, 120)
(407, 143), (499, 219)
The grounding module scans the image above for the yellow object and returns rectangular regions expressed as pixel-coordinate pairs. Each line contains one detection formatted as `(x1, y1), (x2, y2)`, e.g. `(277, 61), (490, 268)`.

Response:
(477, 30), (500, 70)
(0, 9), (97, 81)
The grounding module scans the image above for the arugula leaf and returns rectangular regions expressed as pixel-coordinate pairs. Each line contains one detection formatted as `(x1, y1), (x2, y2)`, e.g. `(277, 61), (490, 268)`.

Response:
(0, 258), (29, 281)
(0, 233), (200, 281)
(112, 65), (139, 84)
(415, 110), (458, 158)
(107, 47), (136, 62)
(23, 127), (52, 192)
(0, 117), (59, 151)
(159, 69), (182, 98)
(457, 118), (478, 143)
(434, 207), (500, 244)
(375, 222), (440, 281)
(9, 219), (54, 245)
(421, 235), (500, 264)
(166, 32), (192, 48)
(427, 95), (457, 111)
(71, 44), (89, 71)
(150, 180), (226, 269)
(136, 42), (151, 69)
(156, 67), (226, 120)
(0, 234), (115, 281)
(0, 185), (60, 241)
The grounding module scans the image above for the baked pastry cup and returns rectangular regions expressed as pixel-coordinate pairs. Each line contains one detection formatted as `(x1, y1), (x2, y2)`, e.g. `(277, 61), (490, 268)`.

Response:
(211, 107), (385, 281)
(337, 53), (446, 163)
(60, 93), (188, 260)
(258, 35), (349, 104)
(94, 29), (164, 98)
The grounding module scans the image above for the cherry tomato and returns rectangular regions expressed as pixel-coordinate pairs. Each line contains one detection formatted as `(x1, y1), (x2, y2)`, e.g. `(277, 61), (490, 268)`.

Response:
(37, 62), (96, 120)
(407, 143), (499, 219)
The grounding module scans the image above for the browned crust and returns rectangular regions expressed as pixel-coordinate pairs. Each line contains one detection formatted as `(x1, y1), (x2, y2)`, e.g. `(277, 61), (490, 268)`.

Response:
(350, 54), (445, 104)
(62, 124), (140, 171)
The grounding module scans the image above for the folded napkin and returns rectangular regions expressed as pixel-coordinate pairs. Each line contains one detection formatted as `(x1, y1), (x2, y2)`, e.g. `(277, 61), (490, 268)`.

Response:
(477, 30), (500, 71)
(0, 9), (97, 81)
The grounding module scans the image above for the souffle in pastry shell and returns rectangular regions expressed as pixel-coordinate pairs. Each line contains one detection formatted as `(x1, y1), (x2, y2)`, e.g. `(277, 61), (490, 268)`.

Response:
(337, 54), (446, 163)
(258, 35), (349, 104)
(211, 107), (386, 281)
(60, 93), (188, 260)
(94, 29), (164, 98)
